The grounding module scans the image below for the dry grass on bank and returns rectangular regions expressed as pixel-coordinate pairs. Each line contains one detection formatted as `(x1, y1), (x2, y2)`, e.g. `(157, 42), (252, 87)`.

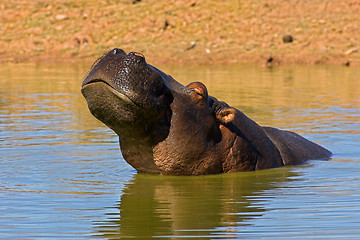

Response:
(0, 0), (359, 66)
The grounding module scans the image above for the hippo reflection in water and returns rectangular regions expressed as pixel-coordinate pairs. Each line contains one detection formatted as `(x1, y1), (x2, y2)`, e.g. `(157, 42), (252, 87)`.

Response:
(81, 49), (332, 175)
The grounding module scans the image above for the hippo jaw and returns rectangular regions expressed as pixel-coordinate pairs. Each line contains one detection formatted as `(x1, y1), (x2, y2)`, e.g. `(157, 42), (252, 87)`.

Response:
(81, 49), (173, 140)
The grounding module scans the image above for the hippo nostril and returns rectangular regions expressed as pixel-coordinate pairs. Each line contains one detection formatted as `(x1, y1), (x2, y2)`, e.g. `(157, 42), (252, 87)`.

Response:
(112, 48), (126, 55)
(134, 52), (144, 58)
(129, 51), (145, 59)
(128, 51), (146, 64)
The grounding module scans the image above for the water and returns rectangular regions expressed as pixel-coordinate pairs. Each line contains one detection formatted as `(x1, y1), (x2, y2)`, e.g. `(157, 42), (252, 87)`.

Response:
(0, 62), (359, 239)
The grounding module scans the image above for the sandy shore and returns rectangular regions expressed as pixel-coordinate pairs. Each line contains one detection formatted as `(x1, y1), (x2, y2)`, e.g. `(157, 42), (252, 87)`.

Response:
(1, 0), (359, 66)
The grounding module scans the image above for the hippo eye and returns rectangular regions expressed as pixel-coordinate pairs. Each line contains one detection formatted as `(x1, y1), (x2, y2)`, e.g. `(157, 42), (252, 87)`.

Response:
(186, 82), (208, 100)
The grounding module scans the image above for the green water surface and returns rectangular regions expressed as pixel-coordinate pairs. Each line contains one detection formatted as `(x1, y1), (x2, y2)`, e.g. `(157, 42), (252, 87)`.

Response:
(0, 63), (359, 239)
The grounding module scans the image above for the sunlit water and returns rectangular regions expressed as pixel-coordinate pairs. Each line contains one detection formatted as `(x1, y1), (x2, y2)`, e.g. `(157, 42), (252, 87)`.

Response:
(0, 63), (359, 239)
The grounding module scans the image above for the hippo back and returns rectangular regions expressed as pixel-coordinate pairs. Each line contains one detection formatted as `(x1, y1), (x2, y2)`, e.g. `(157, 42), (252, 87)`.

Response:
(263, 127), (332, 165)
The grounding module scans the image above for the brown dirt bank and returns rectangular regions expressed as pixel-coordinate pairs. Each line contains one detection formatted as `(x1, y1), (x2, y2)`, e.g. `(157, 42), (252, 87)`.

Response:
(1, 0), (359, 66)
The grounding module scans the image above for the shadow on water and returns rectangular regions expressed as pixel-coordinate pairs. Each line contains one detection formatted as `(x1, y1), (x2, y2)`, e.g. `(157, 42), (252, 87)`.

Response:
(94, 168), (298, 239)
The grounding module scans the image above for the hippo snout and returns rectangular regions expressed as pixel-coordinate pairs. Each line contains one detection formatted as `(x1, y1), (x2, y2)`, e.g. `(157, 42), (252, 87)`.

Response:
(82, 48), (149, 88)
(82, 49), (169, 108)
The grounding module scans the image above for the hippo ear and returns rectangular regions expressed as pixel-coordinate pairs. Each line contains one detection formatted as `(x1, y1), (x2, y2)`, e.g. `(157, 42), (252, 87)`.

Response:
(186, 82), (208, 100)
(216, 108), (235, 123)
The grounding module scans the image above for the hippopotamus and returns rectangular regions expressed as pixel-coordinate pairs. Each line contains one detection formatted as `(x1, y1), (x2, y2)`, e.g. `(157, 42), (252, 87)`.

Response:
(81, 48), (332, 175)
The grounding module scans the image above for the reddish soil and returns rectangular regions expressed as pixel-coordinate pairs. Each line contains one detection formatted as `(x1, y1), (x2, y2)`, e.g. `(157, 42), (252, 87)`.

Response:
(1, 0), (359, 66)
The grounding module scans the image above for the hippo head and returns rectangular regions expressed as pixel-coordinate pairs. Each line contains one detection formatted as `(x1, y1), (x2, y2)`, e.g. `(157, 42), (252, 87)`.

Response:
(82, 49), (240, 175)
